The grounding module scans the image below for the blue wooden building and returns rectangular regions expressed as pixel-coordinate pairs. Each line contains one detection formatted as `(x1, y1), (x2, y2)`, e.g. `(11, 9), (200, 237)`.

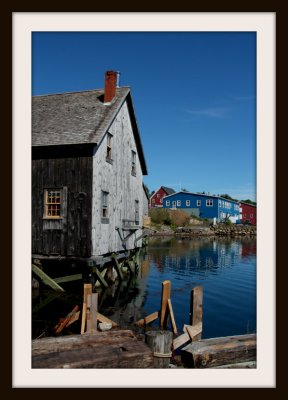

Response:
(163, 191), (240, 223)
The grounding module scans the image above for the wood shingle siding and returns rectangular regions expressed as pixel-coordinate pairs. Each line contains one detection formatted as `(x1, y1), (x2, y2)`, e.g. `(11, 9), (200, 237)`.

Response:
(32, 77), (147, 259)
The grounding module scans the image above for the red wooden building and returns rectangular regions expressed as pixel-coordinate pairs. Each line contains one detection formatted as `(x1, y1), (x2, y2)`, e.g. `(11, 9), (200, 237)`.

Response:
(240, 202), (256, 225)
(149, 186), (175, 208)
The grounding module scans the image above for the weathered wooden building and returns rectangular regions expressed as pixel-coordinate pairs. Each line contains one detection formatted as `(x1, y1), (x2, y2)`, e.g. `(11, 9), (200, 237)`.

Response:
(32, 71), (148, 262)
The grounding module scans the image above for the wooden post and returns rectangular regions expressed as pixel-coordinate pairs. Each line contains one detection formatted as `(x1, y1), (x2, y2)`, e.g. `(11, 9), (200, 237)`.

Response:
(81, 283), (92, 334)
(145, 330), (173, 368)
(190, 286), (203, 340)
(160, 280), (171, 329)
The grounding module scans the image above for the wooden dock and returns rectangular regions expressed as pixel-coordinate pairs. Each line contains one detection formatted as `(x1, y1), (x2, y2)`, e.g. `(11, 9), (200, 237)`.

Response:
(31, 281), (256, 369)
(32, 329), (154, 368)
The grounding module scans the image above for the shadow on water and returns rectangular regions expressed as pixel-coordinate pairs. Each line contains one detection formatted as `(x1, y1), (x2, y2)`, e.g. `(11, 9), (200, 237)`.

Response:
(32, 236), (256, 340)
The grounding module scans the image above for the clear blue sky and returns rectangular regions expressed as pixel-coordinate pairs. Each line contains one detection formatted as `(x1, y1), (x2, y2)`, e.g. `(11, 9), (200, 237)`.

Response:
(32, 31), (256, 201)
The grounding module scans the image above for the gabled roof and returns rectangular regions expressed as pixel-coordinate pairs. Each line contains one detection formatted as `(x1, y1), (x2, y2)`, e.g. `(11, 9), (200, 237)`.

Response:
(161, 186), (175, 195)
(163, 191), (240, 204)
(32, 86), (147, 174)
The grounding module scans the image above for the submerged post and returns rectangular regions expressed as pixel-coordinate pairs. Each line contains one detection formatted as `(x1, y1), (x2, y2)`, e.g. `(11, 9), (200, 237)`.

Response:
(160, 280), (171, 329)
(190, 286), (203, 341)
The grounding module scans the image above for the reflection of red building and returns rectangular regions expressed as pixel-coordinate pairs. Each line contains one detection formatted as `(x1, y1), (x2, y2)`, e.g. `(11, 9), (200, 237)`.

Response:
(149, 186), (175, 208)
(240, 202), (256, 225)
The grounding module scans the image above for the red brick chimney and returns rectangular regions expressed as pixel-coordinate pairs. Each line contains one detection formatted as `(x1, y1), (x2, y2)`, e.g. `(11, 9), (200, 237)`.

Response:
(104, 71), (118, 103)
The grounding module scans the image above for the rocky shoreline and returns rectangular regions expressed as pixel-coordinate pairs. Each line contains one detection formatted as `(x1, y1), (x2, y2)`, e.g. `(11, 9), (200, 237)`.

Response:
(148, 224), (256, 238)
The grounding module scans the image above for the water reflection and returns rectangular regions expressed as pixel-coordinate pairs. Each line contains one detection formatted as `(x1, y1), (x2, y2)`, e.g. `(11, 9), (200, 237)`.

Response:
(32, 236), (256, 340)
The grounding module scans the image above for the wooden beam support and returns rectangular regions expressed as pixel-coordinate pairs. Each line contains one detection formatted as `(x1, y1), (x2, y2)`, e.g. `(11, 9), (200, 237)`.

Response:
(32, 264), (64, 292)
(160, 280), (171, 329)
(135, 311), (159, 327)
(190, 286), (203, 340)
(94, 268), (109, 288)
(111, 254), (123, 281)
(167, 299), (178, 336)
(54, 274), (82, 284)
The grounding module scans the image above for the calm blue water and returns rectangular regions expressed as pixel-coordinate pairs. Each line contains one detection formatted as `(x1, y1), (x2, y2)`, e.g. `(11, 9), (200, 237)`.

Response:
(138, 236), (256, 339)
(32, 236), (256, 340)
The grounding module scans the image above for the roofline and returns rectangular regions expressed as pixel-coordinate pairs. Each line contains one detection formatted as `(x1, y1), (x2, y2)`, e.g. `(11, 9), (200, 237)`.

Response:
(32, 86), (131, 98)
(163, 191), (241, 204)
(240, 202), (257, 207)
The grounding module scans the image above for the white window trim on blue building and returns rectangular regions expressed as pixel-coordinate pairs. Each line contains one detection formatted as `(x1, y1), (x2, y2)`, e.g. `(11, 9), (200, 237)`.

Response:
(206, 199), (213, 207)
(197, 200), (201, 206)
(186, 200), (190, 206)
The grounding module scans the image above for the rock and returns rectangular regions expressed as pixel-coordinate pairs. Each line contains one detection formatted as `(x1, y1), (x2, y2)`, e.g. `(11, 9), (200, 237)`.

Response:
(98, 322), (112, 331)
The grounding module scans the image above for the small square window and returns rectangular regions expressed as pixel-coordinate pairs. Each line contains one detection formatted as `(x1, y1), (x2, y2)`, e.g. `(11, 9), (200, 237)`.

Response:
(44, 189), (62, 218)
(197, 200), (201, 206)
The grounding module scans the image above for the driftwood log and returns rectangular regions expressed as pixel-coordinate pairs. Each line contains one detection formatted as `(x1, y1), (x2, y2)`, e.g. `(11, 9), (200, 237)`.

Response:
(32, 330), (154, 368)
(181, 333), (256, 368)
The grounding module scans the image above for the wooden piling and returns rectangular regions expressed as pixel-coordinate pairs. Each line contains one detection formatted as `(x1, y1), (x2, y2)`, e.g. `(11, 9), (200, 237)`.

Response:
(160, 280), (171, 329)
(145, 330), (173, 368)
(190, 286), (203, 341)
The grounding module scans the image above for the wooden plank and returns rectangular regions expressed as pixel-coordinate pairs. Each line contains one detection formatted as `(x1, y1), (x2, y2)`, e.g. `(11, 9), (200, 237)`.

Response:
(167, 299), (178, 336)
(80, 302), (87, 335)
(135, 311), (159, 327)
(32, 330), (154, 368)
(90, 293), (98, 333)
(86, 293), (92, 333)
(183, 322), (202, 340)
(66, 311), (80, 327)
(173, 332), (190, 351)
(54, 273), (82, 284)
(97, 312), (118, 328)
(181, 333), (256, 368)
(32, 264), (65, 292)
(32, 330), (136, 356)
(211, 361), (256, 369)
(190, 286), (203, 340)
(81, 283), (92, 334)
(54, 305), (79, 335)
(160, 280), (171, 329)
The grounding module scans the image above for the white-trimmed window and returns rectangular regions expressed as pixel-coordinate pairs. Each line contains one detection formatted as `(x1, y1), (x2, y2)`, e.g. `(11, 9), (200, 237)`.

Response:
(166, 200), (170, 207)
(172, 201), (176, 208)
(197, 200), (201, 206)
(177, 200), (181, 206)
(160, 198), (163, 204)
(44, 189), (62, 218)
(186, 200), (190, 207)
(206, 199), (213, 207)
(250, 213), (254, 218)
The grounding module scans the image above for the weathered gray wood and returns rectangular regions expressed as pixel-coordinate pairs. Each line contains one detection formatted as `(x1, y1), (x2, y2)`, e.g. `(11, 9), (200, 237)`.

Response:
(181, 333), (256, 368)
(32, 264), (64, 292)
(190, 286), (203, 340)
(32, 330), (154, 368)
(145, 330), (173, 368)
(211, 361), (256, 369)
(111, 254), (124, 281)
(91, 100), (145, 257)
